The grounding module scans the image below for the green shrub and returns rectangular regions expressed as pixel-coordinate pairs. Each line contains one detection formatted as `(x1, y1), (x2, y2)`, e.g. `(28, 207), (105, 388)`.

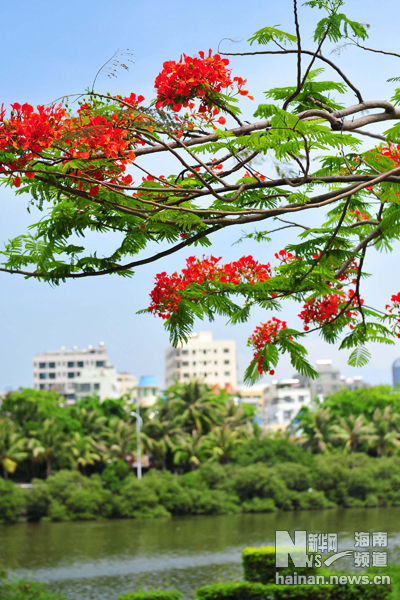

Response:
(47, 500), (69, 522)
(0, 572), (65, 600)
(116, 477), (170, 518)
(117, 591), (182, 600)
(189, 489), (241, 515)
(26, 480), (51, 521)
(242, 547), (321, 585)
(143, 470), (194, 515)
(242, 498), (277, 513)
(101, 460), (131, 492)
(232, 438), (309, 467)
(196, 581), (391, 600)
(0, 480), (24, 524)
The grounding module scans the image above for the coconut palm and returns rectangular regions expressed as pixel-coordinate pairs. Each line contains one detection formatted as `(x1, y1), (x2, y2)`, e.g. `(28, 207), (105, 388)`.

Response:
(332, 414), (375, 453)
(167, 380), (223, 434)
(0, 419), (27, 480)
(72, 407), (107, 438)
(204, 424), (244, 464)
(103, 416), (138, 461)
(28, 419), (70, 477)
(142, 415), (181, 468)
(173, 431), (208, 470)
(70, 432), (101, 473)
(298, 407), (334, 453)
(370, 406), (400, 457)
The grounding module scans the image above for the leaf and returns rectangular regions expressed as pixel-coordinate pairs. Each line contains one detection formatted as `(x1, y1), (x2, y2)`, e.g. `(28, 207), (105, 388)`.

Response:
(248, 26), (297, 47)
(348, 347), (371, 367)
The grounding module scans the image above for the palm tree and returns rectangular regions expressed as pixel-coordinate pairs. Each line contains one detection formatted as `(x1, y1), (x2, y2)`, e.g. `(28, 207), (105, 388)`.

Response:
(371, 406), (400, 457)
(204, 424), (244, 464)
(173, 431), (208, 470)
(70, 432), (101, 473)
(332, 414), (375, 453)
(298, 407), (333, 453)
(72, 407), (107, 438)
(28, 419), (70, 477)
(103, 416), (138, 461)
(167, 380), (222, 434)
(142, 415), (181, 468)
(0, 419), (27, 480)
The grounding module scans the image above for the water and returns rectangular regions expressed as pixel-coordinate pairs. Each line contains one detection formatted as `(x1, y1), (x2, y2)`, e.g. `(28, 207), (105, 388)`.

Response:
(1, 508), (400, 600)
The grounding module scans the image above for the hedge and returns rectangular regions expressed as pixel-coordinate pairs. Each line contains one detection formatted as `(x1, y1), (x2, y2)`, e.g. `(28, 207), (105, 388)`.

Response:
(195, 581), (392, 600)
(242, 546), (320, 584)
(117, 592), (182, 600)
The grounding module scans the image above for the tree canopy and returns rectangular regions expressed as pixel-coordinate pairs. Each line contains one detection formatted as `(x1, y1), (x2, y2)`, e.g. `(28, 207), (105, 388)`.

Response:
(2, 0), (400, 381)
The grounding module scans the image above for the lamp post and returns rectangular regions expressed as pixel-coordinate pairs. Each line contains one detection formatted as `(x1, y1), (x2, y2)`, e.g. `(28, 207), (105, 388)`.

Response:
(130, 406), (143, 479)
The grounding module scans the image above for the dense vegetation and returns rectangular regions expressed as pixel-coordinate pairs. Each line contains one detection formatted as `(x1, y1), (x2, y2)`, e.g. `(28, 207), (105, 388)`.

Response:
(2, 385), (400, 523)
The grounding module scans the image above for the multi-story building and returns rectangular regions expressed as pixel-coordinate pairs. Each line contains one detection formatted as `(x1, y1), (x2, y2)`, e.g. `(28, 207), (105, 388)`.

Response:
(393, 358), (400, 388)
(263, 378), (312, 432)
(238, 384), (269, 411)
(32, 343), (122, 403)
(117, 372), (138, 400)
(165, 331), (238, 391)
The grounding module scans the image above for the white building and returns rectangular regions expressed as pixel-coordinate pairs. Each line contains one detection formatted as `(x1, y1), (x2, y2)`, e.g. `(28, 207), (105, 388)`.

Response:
(263, 378), (312, 432)
(165, 331), (238, 391)
(32, 343), (122, 403)
(117, 372), (138, 400)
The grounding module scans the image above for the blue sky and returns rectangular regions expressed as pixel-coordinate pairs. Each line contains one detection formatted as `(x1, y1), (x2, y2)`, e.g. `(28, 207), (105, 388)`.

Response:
(1, 0), (400, 390)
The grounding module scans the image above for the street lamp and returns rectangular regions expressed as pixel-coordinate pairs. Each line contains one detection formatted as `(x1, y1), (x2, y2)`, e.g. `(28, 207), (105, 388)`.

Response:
(130, 406), (143, 480)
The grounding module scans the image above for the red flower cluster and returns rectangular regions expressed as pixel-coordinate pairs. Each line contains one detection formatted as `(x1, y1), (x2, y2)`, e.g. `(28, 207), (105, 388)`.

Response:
(248, 318), (288, 375)
(385, 293), (400, 338)
(154, 50), (251, 114)
(298, 290), (361, 331)
(0, 96), (147, 190)
(349, 209), (370, 222)
(275, 249), (296, 263)
(149, 255), (272, 319)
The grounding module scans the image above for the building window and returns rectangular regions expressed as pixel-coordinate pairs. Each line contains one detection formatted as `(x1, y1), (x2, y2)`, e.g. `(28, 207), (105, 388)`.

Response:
(68, 372), (75, 379)
(39, 362), (46, 369)
(182, 350), (188, 355)
(68, 361), (74, 368)
(193, 361), (196, 366)
(96, 360), (105, 367)
(49, 373), (56, 380)
(182, 361), (189, 366)
(284, 410), (293, 420)
(77, 361), (84, 368)
(224, 360), (230, 365)
(192, 350), (196, 355)
(67, 394), (76, 401)
(214, 349), (217, 353)
(223, 348), (229, 353)
(284, 395), (294, 403)
(298, 395), (305, 402)
(316, 385), (322, 392)
(203, 350), (207, 354)
(331, 374), (336, 380)
(94, 383), (100, 390)
(48, 362), (55, 369)
(81, 383), (91, 392)
(215, 372), (218, 376)
(183, 373), (189, 378)
(39, 373), (46, 380)
(224, 371), (230, 376)
(39, 384), (46, 389)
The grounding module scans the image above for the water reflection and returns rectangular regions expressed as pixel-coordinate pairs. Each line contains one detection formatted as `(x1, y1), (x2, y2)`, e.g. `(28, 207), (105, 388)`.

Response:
(1, 508), (399, 600)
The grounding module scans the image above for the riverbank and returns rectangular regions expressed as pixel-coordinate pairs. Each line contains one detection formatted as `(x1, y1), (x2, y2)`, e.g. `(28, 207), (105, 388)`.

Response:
(3, 452), (400, 524)
(0, 453), (400, 523)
